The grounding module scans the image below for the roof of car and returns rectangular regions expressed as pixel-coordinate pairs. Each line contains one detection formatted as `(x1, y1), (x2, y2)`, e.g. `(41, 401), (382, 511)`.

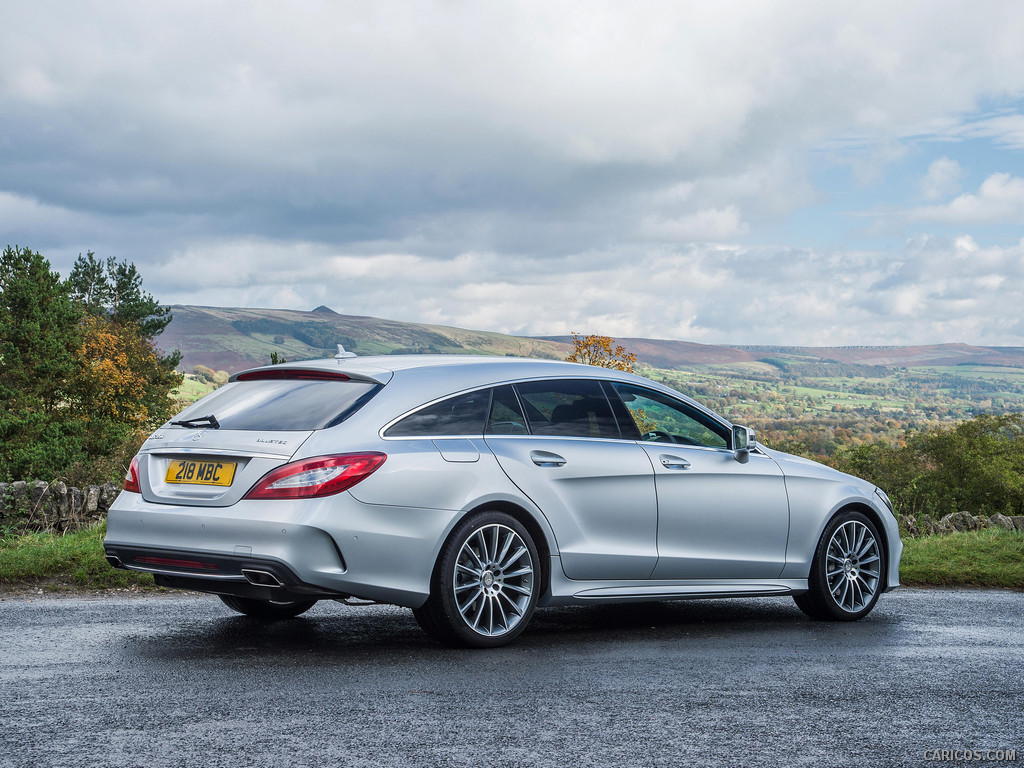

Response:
(229, 354), (734, 429)
(234, 354), (630, 384)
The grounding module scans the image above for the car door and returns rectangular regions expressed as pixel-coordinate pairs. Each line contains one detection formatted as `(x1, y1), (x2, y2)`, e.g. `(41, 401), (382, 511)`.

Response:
(610, 382), (790, 580)
(484, 381), (659, 581)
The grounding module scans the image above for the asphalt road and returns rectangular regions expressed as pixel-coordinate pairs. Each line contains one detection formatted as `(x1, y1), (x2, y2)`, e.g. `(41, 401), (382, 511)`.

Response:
(0, 588), (1021, 768)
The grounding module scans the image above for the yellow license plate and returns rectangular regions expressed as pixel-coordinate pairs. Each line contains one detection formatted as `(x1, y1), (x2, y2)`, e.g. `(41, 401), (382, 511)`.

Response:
(165, 459), (237, 487)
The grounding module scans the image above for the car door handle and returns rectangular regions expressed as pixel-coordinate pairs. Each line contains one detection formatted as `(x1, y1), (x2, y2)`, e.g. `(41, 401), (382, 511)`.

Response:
(659, 454), (691, 470)
(530, 450), (567, 467)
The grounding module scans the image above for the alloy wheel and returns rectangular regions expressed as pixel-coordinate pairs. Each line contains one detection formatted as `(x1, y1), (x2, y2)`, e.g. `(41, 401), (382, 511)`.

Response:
(825, 520), (881, 613)
(453, 523), (535, 637)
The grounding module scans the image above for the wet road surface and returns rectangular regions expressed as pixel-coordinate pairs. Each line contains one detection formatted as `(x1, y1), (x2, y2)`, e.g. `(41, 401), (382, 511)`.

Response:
(1, 588), (1021, 767)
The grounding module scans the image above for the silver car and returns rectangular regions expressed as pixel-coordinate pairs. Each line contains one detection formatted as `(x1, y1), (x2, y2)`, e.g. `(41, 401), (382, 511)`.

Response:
(105, 355), (902, 647)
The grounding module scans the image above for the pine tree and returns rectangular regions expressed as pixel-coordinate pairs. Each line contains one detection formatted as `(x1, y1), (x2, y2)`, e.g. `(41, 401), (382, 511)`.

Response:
(0, 246), (85, 479)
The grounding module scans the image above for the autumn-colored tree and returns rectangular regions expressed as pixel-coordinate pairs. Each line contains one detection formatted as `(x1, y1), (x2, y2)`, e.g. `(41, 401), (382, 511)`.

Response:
(193, 364), (217, 383)
(66, 252), (182, 445)
(565, 332), (637, 373)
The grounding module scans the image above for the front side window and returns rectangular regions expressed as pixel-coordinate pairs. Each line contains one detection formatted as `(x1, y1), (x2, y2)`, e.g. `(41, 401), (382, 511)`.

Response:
(385, 390), (491, 437)
(514, 379), (619, 439)
(611, 383), (729, 448)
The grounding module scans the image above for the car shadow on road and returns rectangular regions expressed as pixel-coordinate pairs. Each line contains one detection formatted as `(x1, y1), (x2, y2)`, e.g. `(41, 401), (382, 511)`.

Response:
(125, 595), (902, 667)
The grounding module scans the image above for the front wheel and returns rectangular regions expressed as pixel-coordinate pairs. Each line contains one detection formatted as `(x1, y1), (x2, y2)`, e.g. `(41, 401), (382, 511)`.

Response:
(794, 510), (885, 621)
(414, 511), (540, 648)
(219, 594), (318, 620)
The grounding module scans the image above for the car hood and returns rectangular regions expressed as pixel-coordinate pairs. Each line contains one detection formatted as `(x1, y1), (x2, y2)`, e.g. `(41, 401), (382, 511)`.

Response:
(757, 445), (876, 492)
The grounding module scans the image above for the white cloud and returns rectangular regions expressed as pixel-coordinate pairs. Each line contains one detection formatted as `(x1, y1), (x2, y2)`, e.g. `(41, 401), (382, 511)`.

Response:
(3, 3), (1024, 346)
(153, 235), (1024, 346)
(920, 157), (964, 200)
(914, 172), (1024, 223)
(640, 207), (748, 242)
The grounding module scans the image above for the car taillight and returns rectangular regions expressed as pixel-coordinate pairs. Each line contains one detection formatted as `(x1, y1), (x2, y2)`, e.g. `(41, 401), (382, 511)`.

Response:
(244, 453), (386, 500)
(123, 455), (141, 493)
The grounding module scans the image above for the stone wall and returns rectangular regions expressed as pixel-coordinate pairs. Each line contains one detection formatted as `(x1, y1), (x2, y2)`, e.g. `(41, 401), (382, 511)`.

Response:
(0, 480), (121, 534)
(899, 511), (1024, 537)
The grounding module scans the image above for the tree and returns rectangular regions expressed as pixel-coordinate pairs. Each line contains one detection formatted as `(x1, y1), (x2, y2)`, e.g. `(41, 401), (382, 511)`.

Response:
(67, 252), (175, 340)
(66, 252), (183, 440)
(73, 314), (182, 459)
(565, 332), (637, 373)
(0, 246), (85, 479)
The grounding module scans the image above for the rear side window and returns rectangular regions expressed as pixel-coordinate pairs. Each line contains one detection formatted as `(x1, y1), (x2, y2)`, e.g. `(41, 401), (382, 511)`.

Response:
(170, 379), (381, 431)
(514, 379), (619, 439)
(385, 390), (491, 437)
(486, 385), (528, 435)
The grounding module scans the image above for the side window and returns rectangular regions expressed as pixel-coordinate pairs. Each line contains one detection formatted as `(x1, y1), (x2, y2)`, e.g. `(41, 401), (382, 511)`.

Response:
(486, 385), (528, 435)
(611, 383), (729, 448)
(514, 379), (619, 439)
(385, 390), (491, 437)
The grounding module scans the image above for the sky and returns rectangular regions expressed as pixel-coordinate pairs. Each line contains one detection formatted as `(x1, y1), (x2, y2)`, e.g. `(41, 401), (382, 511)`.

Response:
(2, 1), (1024, 347)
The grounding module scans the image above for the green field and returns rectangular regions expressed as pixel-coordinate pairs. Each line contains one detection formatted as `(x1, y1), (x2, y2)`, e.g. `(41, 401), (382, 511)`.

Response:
(172, 374), (217, 404)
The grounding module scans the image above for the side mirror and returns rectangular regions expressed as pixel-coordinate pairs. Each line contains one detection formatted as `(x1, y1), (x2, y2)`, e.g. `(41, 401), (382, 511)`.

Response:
(732, 425), (755, 463)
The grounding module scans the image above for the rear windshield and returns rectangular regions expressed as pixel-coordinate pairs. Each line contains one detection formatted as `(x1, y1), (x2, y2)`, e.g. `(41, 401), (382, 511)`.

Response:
(169, 379), (381, 431)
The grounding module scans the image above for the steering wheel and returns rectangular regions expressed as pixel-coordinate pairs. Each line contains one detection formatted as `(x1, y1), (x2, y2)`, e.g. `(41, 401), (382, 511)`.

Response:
(643, 430), (675, 443)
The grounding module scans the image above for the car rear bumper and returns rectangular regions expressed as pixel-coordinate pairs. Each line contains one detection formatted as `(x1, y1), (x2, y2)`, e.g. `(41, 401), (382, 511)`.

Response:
(104, 490), (462, 608)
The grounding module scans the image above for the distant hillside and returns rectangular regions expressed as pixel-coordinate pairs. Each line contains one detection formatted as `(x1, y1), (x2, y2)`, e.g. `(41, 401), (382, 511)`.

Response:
(159, 305), (570, 373)
(160, 305), (1024, 374)
(538, 336), (1024, 370)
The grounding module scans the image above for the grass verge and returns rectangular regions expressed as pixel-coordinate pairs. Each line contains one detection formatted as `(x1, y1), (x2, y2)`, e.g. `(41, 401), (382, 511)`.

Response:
(0, 522), (156, 592)
(2, 522), (1022, 593)
(899, 528), (1024, 589)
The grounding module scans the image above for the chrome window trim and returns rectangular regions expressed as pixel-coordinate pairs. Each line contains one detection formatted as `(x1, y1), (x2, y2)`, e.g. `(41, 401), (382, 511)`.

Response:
(378, 375), (727, 442)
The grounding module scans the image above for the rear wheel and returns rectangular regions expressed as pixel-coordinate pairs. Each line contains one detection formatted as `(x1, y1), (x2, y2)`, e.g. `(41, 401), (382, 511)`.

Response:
(414, 511), (540, 648)
(219, 594), (318, 620)
(794, 510), (884, 621)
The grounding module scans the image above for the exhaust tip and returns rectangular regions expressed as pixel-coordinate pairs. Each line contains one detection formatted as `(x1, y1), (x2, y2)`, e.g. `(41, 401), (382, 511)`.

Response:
(105, 555), (125, 570)
(241, 569), (283, 588)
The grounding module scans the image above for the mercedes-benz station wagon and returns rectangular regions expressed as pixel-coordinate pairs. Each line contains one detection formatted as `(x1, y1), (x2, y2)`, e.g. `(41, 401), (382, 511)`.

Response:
(104, 354), (902, 647)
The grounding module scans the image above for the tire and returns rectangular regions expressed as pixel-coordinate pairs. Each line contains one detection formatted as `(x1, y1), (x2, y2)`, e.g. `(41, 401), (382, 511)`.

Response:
(794, 510), (885, 621)
(219, 594), (318, 620)
(414, 511), (540, 648)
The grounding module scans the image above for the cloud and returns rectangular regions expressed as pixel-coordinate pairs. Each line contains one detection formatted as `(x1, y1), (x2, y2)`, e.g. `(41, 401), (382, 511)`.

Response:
(151, 234), (1024, 346)
(920, 157), (964, 200)
(2, 3), (1024, 346)
(640, 207), (748, 242)
(3, 3), (1024, 228)
(914, 172), (1024, 223)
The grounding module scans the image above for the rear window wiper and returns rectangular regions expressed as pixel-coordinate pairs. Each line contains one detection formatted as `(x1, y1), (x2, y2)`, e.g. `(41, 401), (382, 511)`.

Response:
(170, 414), (221, 429)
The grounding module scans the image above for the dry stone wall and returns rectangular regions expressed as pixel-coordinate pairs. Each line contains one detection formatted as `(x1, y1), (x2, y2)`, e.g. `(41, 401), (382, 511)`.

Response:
(0, 480), (121, 533)
(899, 511), (1024, 537)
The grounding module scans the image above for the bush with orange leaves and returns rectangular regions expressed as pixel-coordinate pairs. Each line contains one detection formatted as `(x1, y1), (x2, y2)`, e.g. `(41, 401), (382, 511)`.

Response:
(565, 332), (637, 373)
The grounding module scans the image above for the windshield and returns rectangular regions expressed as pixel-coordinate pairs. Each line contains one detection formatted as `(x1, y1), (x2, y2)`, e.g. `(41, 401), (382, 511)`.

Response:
(169, 379), (381, 431)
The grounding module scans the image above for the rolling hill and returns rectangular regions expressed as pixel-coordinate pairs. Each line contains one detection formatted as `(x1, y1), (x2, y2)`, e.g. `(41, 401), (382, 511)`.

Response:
(159, 305), (569, 373)
(161, 304), (1024, 373)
